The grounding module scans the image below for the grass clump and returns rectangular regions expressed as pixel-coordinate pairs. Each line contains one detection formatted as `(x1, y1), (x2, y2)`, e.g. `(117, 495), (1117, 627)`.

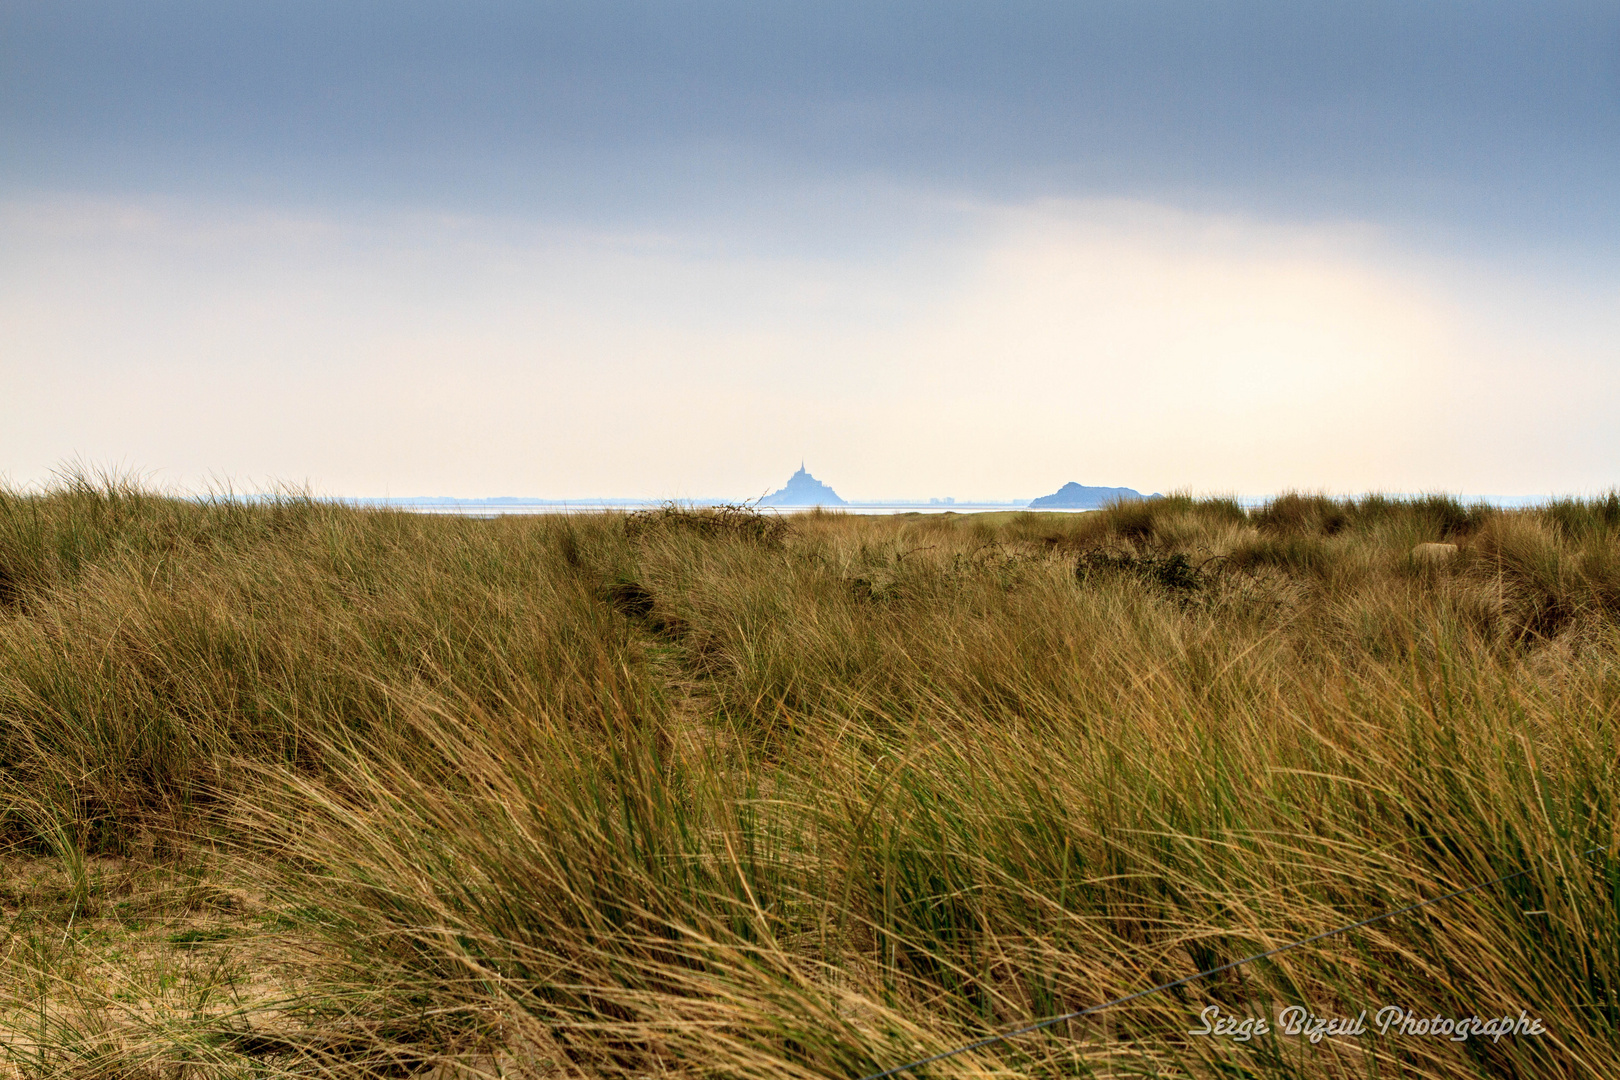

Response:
(2, 476), (1619, 1077)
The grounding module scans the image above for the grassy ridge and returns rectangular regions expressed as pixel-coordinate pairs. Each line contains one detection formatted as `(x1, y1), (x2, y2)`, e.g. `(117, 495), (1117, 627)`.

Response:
(2, 479), (1619, 1077)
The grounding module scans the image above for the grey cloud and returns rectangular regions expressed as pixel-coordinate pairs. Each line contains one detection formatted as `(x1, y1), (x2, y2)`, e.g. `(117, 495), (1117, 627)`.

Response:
(3, 1), (1618, 253)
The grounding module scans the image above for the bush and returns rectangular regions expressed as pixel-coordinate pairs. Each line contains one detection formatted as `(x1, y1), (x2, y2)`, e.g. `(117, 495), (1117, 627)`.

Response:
(623, 501), (788, 545)
(1075, 548), (1204, 594)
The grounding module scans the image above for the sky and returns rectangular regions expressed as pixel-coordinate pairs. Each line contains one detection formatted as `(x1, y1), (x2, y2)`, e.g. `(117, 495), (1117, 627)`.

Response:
(3, 1), (1619, 500)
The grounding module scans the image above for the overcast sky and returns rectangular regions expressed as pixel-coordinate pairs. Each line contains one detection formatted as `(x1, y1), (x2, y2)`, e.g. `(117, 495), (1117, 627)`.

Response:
(4, 1), (1618, 499)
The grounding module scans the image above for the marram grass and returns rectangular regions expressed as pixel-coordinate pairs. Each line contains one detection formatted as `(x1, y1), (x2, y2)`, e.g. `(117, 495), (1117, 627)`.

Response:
(2, 478), (1619, 1077)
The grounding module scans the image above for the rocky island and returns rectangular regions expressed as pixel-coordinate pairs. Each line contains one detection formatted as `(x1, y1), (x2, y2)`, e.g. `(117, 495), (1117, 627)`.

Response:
(1028, 481), (1161, 509)
(758, 464), (848, 507)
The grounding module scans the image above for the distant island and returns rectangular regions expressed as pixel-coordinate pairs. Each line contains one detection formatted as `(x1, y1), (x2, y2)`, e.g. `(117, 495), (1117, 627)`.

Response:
(343, 472), (1160, 513)
(758, 464), (848, 507)
(1028, 482), (1162, 509)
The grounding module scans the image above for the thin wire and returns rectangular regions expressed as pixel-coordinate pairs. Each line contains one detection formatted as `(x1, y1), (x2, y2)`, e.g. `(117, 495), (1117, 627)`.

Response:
(858, 846), (1604, 1080)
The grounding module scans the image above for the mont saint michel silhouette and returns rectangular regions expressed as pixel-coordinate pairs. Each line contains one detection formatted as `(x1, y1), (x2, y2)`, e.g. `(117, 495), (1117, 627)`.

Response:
(758, 464), (848, 507)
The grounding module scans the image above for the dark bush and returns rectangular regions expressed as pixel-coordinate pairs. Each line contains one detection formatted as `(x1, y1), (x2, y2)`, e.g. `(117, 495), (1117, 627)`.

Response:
(624, 502), (788, 546)
(1076, 549), (1203, 595)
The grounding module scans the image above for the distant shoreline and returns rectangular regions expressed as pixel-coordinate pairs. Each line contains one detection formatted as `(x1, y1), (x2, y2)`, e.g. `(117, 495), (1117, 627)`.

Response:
(376, 500), (1051, 516)
(341, 495), (1556, 516)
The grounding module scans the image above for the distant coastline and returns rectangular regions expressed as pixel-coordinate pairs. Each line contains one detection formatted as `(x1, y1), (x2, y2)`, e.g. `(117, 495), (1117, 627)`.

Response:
(338, 494), (1557, 516)
(357, 497), (1040, 516)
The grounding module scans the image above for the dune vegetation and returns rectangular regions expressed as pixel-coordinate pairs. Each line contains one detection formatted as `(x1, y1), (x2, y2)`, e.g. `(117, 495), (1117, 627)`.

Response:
(2, 474), (1619, 1078)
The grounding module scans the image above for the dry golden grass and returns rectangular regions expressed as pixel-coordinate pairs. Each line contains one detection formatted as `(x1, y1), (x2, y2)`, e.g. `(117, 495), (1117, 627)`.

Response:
(2, 477), (1619, 1077)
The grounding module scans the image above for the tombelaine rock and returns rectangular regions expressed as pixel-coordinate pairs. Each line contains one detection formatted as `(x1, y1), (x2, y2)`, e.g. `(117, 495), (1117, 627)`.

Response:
(1028, 482), (1161, 509)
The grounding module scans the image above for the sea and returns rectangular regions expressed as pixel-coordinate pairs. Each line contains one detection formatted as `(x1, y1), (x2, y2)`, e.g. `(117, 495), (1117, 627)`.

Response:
(376, 500), (1049, 517)
(358, 495), (1554, 518)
